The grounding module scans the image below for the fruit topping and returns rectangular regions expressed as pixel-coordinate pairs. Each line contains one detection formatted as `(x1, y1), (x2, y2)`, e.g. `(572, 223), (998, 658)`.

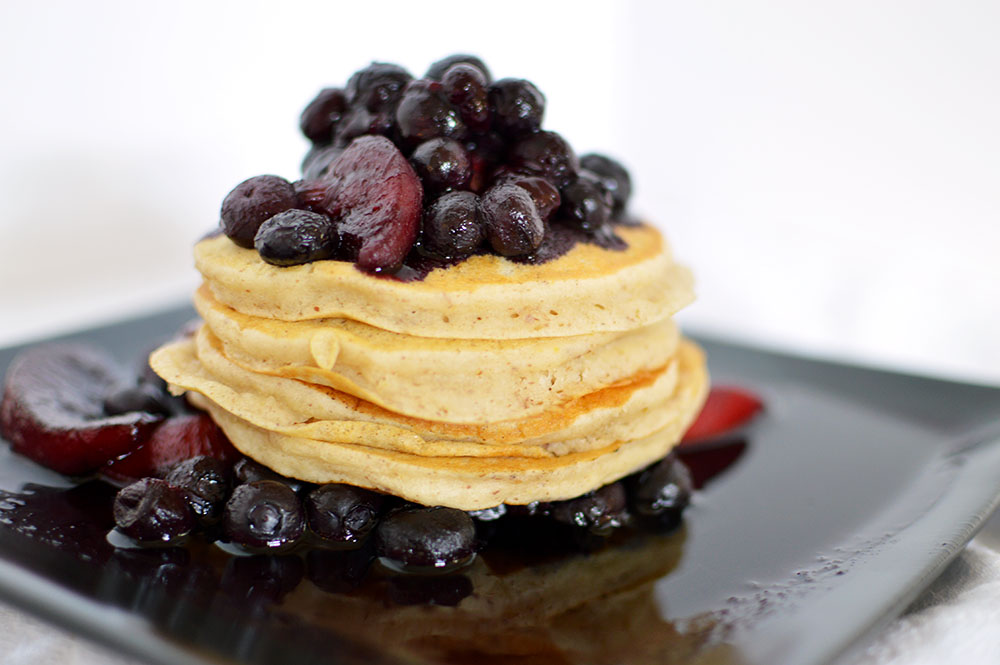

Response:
(0, 344), (163, 475)
(410, 137), (472, 194)
(426, 54), (492, 83)
(441, 64), (490, 133)
(305, 484), (385, 546)
(220, 175), (297, 249)
(102, 412), (239, 485)
(299, 88), (348, 145)
(232, 456), (311, 494)
(682, 386), (764, 444)
(346, 62), (413, 112)
(395, 79), (466, 146)
(548, 482), (628, 536)
(376, 506), (476, 573)
(488, 78), (545, 138)
(499, 173), (561, 221)
(317, 135), (423, 273)
(507, 130), (578, 188)
(628, 454), (692, 530)
(254, 209), (338, 267)
(113, 478), (196, 545)
(579, 153), (632, 215)
(223, 480), (306, 552)
(300, 145), (344, 182)
(479, 183), (544, 256)
(559, 171), (614, 233)
(164, 455), (232, 524)
(421, 191), (484, 259)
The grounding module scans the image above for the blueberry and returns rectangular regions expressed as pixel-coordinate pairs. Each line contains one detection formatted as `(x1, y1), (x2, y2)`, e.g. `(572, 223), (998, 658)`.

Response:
(300, 88), (348, 144)
(498, 173), (561, 221)
(220, 175), (298, 249)
(442, 64), (490, 133)
(426, 54), (492, 83)
(559, 171), (613, 232)
(376, 506), (476, 572)
(301, 144), (343, 181)
(305, 484), (385, 546)
(421, 191), (484, 259)
(233, 457), (311, 494)
(113, 478), (196, 546)
(346, 62), (412, 112)
(488, 78), (545, 138)
(549, 482), (628, 536)
(103, 383), (172, 418)
(507, 130), (578, 188)
(254, 209), (337, 267)
(478, 183), (544, 256)
(395, 80), (466, 146)
(579, 153), (632, 215)
(410, 138), (472, 194)
(629, 454), (692, 530)
(222, 480), (306, 552)
(165, 456), (231, 525)
(334, 107), (396, 145)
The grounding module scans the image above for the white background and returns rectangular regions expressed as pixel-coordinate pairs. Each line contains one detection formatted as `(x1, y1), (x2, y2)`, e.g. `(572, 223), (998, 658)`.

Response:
(1, 0), (998, 384)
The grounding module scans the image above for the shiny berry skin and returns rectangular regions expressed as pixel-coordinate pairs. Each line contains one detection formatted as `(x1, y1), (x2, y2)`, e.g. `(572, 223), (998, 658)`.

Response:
(346, 62), (412, 112)
(232, 457), (311, 494)
(103, 383), (172, 418)
(629, 454), (692, 526)
(301, 145), (343, 181)
(549, 482), (628, 536)
(442, 64), (490, 133)
(223, 480), (306, 552)
(478, 183), (544, 256)
(421, 191), (483, 259)
(507, 131), (578, 188)
(410, 138), (471, 194)
(254, 209), (337, 267)
(395, 80), (465, 146)
(426, 54), (492, 83)
(300, 88), (348, 144)
(498, 173), (561, 221)
(113, 478), (196, 545)
(488, 78), (545, 138)
(165, 456), (231, 525)
(220, 175), (298, 249)
(579, 153), (632, 215)
(559, 171), (613, 232)
(335, 107), (396, 145)
(305, 484), (385, 545)
(376, 506), (476, 572)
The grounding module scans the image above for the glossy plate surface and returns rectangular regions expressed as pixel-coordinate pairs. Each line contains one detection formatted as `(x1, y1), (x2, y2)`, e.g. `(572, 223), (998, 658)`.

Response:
(1, 306), (999, 665)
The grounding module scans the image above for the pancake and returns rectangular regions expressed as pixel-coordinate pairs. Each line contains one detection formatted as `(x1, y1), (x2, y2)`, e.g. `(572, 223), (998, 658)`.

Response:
(182, 338), (707, 509)
(194, 284), (679, 423)
(151, 327), (686, 455)
(194, 223), (694, 339)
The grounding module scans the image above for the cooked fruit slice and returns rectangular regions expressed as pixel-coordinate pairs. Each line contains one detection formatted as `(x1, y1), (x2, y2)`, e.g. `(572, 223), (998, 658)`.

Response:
(0, 345), (163, 475)
(318, 135), (423, 273)
(102, 412), (239, 485)
(681, 386), (764, 444)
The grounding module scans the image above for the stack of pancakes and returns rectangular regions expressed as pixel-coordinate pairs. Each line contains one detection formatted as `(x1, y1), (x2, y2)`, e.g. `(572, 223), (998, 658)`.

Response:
(150, 223), (707, 510)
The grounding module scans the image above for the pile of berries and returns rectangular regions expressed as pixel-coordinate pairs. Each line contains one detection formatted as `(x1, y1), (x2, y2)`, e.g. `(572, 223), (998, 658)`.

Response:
(219, 54), (634, 274)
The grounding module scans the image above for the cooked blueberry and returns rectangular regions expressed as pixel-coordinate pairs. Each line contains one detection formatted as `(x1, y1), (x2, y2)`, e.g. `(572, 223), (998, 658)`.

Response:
(549, 482), (628, 536)
(467, 505), (506, 521)
(233, 457), (311, 494)
(113, 478), (195, 545)
(300, 88), (348, 144)
(629, 454), (692, 523)
(421, 191), (483, 259)
(488, 78), (545, 138)
(478, 183), (544, 256)
(442, 64), (490, 133)
(410, 138), (471, 194)
(507, 130), (578, 188)
(559, 171), (613, 232)
(498, 173), (561, 221)
(426, 54), (492, 83)
(376, 506), (476, 572)
(220, 175), (298, 249)
(305, 484), (385, 545)
(165, 456), (231, 525)
(579, 153), (632, 215)
(301, 145), (343, 181)
(254, 209), (337, 267)
(103, 383), (172, 418)
(222, 480), (305, 552)
(395, 80), (466, 146)
(335, 107), (396, 145)
(465, 132), (506, 192)
(346, 62), (412, 112)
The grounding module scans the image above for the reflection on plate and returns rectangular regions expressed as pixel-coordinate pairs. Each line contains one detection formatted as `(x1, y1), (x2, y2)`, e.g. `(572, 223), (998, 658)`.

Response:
(0, 306), (999, 665)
